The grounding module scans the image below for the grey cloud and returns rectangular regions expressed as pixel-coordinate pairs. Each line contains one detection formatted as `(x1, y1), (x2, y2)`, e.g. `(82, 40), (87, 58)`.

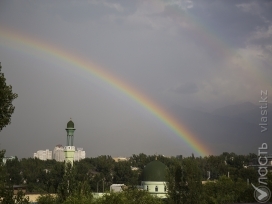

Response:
(246, 26), (272, 54)
(186, 0), (270, 47)
(173, 82), (198, 94)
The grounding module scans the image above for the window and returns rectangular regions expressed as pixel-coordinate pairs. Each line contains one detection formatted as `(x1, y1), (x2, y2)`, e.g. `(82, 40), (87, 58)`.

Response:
(164, 185), (167, 192)
(155, 186), (158, 192)
(147, 186), (149, 191)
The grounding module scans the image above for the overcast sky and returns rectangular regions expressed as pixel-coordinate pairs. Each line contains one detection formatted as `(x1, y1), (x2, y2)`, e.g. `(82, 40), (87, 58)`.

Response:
(0, 0), (272, 158)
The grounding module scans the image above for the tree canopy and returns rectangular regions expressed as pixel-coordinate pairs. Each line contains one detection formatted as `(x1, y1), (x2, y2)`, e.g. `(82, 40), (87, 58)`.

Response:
(2, 152), (269, 203)
(0, 62), (18, 131)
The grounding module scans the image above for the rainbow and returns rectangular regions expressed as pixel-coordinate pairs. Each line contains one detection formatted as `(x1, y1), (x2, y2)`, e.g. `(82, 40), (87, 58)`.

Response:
(0, 25), (211, 156)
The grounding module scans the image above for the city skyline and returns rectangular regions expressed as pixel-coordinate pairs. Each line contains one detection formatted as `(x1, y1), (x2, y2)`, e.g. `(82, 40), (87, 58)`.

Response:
(33, 145), (86, 162)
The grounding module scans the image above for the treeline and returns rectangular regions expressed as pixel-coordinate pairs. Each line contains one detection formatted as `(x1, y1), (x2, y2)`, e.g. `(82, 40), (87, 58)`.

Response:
(1, 150), (271, 203)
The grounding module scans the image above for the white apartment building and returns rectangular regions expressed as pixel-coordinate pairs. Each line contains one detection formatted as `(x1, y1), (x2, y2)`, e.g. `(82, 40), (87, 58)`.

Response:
(53, 145), (65, 162)
(33, 149), (52, 160)
(74, 148), (86, 161)
(2, 156), (15, 164)
(34, 146), (85, 161)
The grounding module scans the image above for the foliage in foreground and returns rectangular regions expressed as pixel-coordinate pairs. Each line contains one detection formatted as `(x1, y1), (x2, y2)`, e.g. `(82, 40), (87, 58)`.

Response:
(0, 150), (29, 204)
(202, 176), (255, 204)
(37, 189), (163, 204)
(95, 190), (164, 204)
(0, 62), (18, 131)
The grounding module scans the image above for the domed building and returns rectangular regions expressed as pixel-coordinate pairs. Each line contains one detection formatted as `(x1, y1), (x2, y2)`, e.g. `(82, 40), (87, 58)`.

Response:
(141, 159), (168, 198)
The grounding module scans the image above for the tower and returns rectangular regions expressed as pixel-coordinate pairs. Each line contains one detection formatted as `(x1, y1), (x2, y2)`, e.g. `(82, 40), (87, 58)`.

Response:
(64, 119), (76, 166)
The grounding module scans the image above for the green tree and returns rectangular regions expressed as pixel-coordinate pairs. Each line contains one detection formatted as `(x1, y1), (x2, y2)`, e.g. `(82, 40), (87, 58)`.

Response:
(168, 157), (203, 204)
(202, 176), (254, 204)
(62, 181), (94, 204)
(95, 189), (163, 204)
(181, 157), (203, 204)
(238, 167), (258, 183)
(0, 62), (18, 131)
(74, 160), (92, 182)
(113, 161), (138, 186)
(0, 151), (29, 204)
(267, 172), (272, 202)
(0, 65), (28, 202)
(123, 189), (164, 204)
(5, 157), (22, 185)
(47, 161), (65, 193)
(214, 176), (235, 203)
(84, 156), (115, 192)
(0, 150), (7, 203)
(57, 163), (78, 203)
(167, 162), (184, 204)
(37, 194), (57, 204)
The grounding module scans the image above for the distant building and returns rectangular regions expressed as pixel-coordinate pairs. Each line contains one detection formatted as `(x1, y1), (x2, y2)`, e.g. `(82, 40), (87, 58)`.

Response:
(9, 185), (27, 195)
(247, 155), (272, 170)
(110, 184), (125, 192)
(33, 149), (52, 160)
(141, 159), (168, 198)
(113, 157), (128, 162)
(3, 156), (16, 164)
(53, 145), (65, 162)
(33, 119), (85, 162)
(33, 144), (85, 162)
(74, 148), (86, 161)
(55, 146), (86, 162)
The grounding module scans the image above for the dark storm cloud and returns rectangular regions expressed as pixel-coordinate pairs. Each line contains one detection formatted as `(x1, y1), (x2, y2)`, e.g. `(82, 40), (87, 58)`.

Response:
(182, 0), (272, 47)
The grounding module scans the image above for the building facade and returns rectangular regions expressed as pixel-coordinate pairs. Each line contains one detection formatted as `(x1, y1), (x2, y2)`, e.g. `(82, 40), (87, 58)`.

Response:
(141, 160), (168, 198)
(34, 146), (85, 162)
(53, 145), (65, 162)
(33, 149), (52, 160)
(3, 156), (16, 164)
(113, 157), (128, 162)
(74, 148), (86, 161)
